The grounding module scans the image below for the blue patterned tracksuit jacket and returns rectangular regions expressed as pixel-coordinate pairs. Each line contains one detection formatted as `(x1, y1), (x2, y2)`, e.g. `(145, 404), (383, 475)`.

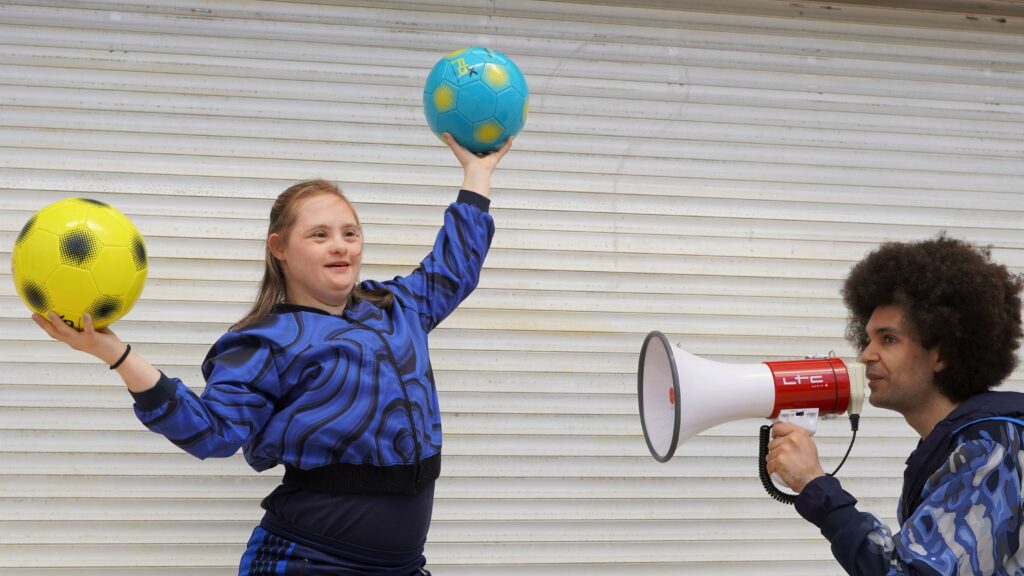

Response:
(130, 190), (493, 494)
(796, 391), (1024, 575)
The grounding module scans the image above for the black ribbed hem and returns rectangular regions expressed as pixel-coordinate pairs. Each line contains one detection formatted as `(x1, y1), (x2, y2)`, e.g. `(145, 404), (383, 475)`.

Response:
(283, 453), (441, 496)
(130, 372), (177, 411)
(457, 189), (490, 212)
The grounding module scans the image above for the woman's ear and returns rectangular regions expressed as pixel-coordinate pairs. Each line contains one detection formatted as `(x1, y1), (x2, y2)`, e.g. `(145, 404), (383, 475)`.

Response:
(268, 232), (286, 260)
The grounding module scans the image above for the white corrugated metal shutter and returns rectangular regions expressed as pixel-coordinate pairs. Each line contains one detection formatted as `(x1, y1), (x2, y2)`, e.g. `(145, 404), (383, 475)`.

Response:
(1, 0), (1022, 573)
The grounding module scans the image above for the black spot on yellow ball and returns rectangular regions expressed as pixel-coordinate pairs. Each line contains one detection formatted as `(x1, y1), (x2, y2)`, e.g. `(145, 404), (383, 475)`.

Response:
(59, 226), (101, 268)
(88, 295), (122, 321)
(131, 234), (147, 271)
(16, 214), (37, 247)
(80, 198), (109, 207)
(22, 281), (52, 313)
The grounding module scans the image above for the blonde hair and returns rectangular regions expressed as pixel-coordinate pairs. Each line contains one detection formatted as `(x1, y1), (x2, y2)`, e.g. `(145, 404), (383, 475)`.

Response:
(232, 179), (392, 330)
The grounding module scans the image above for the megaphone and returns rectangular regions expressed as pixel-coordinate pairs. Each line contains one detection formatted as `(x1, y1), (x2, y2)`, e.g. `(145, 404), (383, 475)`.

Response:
(638, 330), (866, 463)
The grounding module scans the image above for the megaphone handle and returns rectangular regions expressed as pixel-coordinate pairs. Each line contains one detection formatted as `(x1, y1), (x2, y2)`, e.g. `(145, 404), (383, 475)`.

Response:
(758, 425), (798, 505)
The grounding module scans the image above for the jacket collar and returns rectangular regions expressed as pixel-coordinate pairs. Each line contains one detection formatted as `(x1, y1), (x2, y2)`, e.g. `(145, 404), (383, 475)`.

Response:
(273, 297), (375, 320)
(901, 391), (1024, 520)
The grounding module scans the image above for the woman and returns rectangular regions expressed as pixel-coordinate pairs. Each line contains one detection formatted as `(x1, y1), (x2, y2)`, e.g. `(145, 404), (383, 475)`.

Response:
(33, 133), (513, 574)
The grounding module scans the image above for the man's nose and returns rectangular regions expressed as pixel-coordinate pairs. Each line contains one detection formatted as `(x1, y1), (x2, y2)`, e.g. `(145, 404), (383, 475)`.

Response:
(859, 343), (878, 364)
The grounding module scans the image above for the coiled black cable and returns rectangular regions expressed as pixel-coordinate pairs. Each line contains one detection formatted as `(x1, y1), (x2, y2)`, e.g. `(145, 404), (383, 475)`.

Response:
(758, 424), (797, 504)
(758, 414), (860, 505)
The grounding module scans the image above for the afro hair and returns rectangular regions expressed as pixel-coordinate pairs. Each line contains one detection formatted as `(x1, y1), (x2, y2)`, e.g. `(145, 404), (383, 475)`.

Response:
(842, 234), (1022, 403)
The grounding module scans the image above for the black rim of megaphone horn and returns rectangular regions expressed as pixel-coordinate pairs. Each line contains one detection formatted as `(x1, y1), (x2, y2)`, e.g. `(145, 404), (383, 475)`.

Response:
(638, 330), (681, 463)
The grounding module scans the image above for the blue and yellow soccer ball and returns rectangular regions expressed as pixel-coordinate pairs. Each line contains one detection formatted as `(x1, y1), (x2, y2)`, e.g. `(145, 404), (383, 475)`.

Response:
(12, 198), (148, 330)
(423, 47), (528, 154)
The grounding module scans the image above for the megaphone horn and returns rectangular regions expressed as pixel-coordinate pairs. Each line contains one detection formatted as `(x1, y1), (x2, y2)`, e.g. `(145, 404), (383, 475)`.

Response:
(638, 330), (865, 463)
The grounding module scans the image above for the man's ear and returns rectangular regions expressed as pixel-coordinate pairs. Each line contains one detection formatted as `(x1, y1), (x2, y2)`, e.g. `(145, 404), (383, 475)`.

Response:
(268, 233), (285, 260)
(930, 345), (947, 374)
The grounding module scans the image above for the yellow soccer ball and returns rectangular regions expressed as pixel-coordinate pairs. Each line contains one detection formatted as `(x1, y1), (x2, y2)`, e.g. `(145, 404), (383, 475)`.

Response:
(12, 198), (148, 330)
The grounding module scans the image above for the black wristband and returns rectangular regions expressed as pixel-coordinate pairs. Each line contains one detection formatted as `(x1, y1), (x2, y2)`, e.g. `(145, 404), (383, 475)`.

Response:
(110, 343), (131, 370)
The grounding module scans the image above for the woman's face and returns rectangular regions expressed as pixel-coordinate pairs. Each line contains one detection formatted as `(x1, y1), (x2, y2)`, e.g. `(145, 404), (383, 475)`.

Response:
(268, 193), (363, 314)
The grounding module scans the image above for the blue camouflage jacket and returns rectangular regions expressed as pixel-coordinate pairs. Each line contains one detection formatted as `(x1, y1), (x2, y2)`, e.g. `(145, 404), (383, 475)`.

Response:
(130, 190), (493, 494)
(796, 391), (1024, 575)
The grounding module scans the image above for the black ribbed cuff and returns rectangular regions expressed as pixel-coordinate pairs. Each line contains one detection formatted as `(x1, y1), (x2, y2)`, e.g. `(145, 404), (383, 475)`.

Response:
(457, 189), (490, 212)
(819, 501), (864, 541)
(795, 474), (858, 531)
(130, 371), (178, 411)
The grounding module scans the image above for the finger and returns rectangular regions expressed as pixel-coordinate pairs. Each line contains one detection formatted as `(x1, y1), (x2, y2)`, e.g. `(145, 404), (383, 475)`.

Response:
(443, 133), (475, 164)
(32, 313), (61, 340)
(443, 132), (465, 154)
(489, 136), (513, 162)
(46, 312), (78, 339)
(770, 423), (791, 438)
(82, 314), (95, 335)
(46, 311), (65, 329)
(771, 422), (802, 438)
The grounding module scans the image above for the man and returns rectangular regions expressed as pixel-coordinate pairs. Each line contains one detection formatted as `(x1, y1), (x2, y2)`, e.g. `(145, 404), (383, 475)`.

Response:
(766, 234), (1024, 575)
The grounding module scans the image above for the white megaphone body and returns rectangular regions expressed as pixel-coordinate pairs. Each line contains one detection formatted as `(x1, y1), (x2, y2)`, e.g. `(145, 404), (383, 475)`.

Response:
(638, 330), (866, 463)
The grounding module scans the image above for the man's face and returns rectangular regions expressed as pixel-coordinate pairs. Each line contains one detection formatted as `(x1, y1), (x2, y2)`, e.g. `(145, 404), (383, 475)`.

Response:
(860, 305), (946, 414)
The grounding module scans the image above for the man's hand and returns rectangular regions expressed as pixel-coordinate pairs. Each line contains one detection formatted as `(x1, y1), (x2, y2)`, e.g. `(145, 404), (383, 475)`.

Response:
(765, 422), (827, 493)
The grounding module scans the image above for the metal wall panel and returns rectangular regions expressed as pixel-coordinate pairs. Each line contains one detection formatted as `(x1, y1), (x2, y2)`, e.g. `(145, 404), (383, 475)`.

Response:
(0, 0), (1021, 573)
